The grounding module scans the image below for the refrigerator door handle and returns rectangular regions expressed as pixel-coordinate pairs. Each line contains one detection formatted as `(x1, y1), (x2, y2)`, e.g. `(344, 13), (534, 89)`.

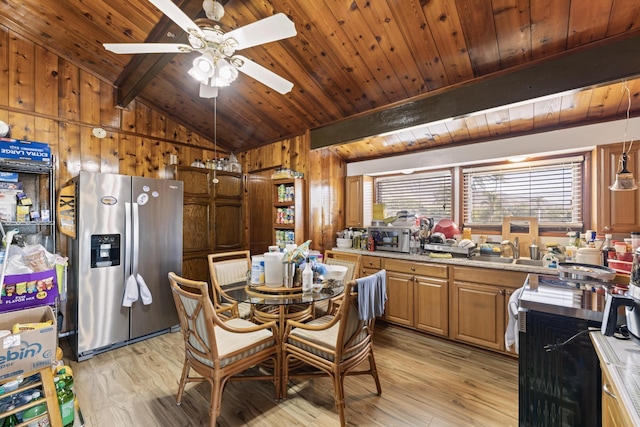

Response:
(125, 202), (132, 276)
(132, 202), (140, 275)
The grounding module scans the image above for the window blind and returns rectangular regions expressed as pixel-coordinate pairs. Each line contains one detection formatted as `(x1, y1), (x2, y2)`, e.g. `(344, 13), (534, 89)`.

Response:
(463, 157), (584, 229)
(375, 171), (452, 221)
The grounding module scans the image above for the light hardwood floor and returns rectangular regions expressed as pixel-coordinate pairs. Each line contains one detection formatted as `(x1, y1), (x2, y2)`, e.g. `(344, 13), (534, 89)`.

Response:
(62, 323), (518, 426)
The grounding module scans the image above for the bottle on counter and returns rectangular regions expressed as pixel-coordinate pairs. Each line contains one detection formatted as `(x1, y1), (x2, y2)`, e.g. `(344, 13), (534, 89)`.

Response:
(302, 258), (313, 293)
(602, 234), (615, 267)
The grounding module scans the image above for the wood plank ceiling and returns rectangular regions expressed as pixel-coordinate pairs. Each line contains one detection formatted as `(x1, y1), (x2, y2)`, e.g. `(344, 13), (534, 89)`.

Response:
(1, 0), (640, 161)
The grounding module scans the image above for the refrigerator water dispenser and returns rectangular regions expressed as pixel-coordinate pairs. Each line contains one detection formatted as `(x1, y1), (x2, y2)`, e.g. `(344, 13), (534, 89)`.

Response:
(90, 234), (121, 268)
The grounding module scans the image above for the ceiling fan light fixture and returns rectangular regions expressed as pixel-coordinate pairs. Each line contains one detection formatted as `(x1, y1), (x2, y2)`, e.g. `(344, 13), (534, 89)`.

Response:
(199, 83), (219, 99)
(189, 54), (216, 83)
(211, 58), (238, 87)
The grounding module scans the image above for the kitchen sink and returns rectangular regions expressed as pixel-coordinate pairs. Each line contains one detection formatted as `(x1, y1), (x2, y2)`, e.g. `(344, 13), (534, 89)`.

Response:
(470, 255), (545, 267)
(513, 258), (544, 267)
(470, 255), (515, 264)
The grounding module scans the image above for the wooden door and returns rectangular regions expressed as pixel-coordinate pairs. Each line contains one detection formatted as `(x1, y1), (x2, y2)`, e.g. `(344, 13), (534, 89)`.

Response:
(248, 170), (274, 255)
(414, 275), (448, 336)
(384, 271), (414, 326)
(345, 176), (362, 227)
(450, 280), (506, 351)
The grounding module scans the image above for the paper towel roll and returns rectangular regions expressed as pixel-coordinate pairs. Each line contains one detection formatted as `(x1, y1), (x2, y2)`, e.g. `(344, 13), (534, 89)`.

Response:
(264, 252), (284, 287)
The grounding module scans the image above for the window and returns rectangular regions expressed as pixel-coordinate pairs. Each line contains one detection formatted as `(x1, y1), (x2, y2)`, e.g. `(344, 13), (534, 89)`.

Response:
(375, 170), (452, 221)
(462, 156), (584, 230)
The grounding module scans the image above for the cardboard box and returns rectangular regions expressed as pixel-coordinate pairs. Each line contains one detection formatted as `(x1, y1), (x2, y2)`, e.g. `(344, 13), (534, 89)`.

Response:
(0, 269), (58, 312)
(0, 305), (57, 381)
(0, 138), (51, 164)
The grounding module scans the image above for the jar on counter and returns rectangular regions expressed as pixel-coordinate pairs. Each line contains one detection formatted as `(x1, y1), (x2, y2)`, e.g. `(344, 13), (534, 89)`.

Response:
(576, 247), (602, 265)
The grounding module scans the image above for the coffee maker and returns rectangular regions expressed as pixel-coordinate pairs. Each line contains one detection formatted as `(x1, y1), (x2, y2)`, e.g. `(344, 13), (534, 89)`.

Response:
(601, 247), (640, 341)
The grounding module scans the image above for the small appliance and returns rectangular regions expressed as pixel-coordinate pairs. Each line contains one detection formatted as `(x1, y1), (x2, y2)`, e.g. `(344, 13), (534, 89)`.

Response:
(367, 226), (411, 253)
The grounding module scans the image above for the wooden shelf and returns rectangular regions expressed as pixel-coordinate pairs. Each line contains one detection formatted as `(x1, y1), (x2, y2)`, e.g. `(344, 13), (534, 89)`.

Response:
(272, 179), (305, 248)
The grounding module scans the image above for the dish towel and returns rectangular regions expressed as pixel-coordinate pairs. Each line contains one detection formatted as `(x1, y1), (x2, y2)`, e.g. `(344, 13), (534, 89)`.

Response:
(505, 286), (524, 353)
(122, 274), (139, 307)
(356, 269), (387, 320)
(137, 273), (153, 305)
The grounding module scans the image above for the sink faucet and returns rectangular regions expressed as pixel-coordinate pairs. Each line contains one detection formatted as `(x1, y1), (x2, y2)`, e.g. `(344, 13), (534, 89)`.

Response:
(501, 237), (520, 259)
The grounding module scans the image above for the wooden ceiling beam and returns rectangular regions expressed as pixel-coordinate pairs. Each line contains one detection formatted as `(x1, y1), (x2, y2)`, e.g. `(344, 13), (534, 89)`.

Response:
(113, 0), (229, 108)
(310, 32), (640, 149)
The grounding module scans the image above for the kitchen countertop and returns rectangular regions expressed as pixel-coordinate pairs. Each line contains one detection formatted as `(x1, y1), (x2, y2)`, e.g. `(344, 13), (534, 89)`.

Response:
(591, 331), (640, 425)
(518, 273), (607, 322)
(332, 247), (556, 275)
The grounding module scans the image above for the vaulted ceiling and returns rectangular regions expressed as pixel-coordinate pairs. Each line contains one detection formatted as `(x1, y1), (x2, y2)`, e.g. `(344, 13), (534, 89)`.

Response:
(2, 0), (640, 161)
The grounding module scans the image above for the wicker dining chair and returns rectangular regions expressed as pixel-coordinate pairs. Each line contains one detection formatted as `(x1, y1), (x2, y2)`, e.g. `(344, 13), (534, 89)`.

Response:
(208, 251), (253, 319)
(282, 270), (386, 426)
(168, 272), (280, 427)
(313, 250), (361, 317)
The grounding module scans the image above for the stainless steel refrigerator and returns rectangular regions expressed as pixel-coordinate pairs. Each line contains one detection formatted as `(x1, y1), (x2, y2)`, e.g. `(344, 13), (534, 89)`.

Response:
(68, 171), (183, 361)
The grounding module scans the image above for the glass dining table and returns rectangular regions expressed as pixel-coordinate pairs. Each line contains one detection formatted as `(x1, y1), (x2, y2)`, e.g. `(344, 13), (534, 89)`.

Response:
(221, 280), (345, 326)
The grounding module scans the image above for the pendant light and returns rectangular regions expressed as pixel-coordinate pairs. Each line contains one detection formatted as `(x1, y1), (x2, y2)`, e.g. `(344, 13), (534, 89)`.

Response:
(610, 81), (638, 191)
(212, 97), (219, 185)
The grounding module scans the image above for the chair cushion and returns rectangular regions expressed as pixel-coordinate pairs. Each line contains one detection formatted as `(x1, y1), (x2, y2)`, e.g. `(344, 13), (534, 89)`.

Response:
(288, 307), (365, 362)
(190, 317), (274, 368)
(289, 315), (338, 360)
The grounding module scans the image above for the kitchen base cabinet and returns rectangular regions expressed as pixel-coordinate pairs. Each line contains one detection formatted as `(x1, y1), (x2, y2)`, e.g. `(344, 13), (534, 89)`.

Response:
(382, 258), (449, 336)
(385, 271), (414, 326)
(450, 267), (526, 354)
(414, 274), (448, 336)
(360, 255), (381, 277)
(602, 366), (633, 427)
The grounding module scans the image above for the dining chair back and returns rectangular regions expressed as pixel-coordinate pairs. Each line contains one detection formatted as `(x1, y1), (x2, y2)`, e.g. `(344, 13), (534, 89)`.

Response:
(283, 270), (386, 426)
(208, 251), (252, 319)
(168, 272), (280, 427)
(314, 250), (361, 316)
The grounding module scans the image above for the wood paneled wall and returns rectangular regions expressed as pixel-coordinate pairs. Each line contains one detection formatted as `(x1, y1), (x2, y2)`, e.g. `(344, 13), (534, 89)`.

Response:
(242, 132), (347, 254)
(0, 26), (225, 256)
(1, 24), (348, 259)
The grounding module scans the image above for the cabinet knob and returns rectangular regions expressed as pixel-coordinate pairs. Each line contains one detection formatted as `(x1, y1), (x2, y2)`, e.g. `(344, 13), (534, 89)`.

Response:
(411, 266), (415, 271)
(604, 226), (611, 231)
(499, 289), (505, 295)
(506, 290), (512, 296)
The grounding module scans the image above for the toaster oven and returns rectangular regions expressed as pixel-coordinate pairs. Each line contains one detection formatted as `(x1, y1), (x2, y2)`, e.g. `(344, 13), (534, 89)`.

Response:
(368, 226), (412, 253)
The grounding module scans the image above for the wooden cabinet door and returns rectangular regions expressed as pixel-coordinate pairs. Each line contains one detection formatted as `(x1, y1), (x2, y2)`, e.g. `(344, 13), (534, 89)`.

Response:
(450, 280), (506, 351)
(213, 199), (243, 250)
(598, 144), (640, 233)
(345, 176), (363, 227)
(602, 368), (633, 427)
(345, 175), (373, 228)
(183, 198), (212, 253)
(414, 275), (448, 336)
(385, 271), (414, 326)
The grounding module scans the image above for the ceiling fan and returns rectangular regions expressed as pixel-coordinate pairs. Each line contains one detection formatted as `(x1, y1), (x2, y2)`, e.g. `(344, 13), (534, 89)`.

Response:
(104, 0), (296, 98)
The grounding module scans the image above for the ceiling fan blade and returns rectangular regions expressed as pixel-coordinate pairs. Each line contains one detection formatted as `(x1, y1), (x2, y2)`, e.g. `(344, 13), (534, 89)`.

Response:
(148, 0), (204, 38)
(104, 43), (192, 54)
(225, 13), (296, 50)
(234, 55), (293, 94)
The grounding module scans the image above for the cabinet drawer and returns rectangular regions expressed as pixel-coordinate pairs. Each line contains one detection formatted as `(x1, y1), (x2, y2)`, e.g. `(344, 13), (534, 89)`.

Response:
(361, 255), (381, 269)
(383, 258), (448, 279)
(454, 266), (527, 287)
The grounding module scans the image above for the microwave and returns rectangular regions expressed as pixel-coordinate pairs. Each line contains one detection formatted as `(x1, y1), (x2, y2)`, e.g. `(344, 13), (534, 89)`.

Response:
(368, 226), (411, 253)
